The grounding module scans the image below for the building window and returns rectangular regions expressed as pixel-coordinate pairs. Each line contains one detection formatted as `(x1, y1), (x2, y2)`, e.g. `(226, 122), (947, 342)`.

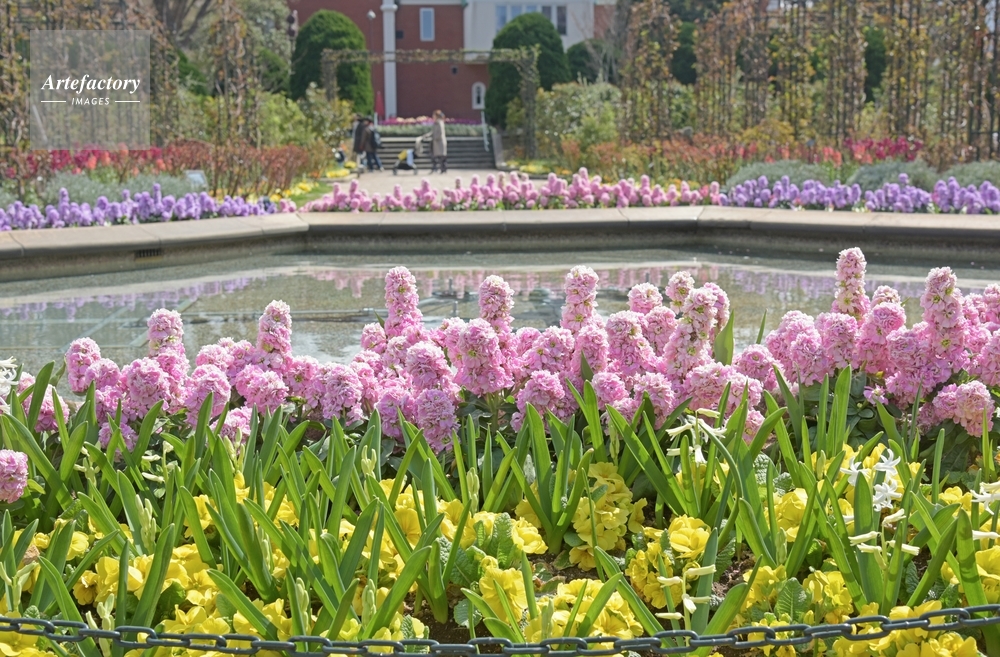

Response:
(525, 4), (537, 12)
(541, 5), (552, 19)
(510, 4), (522, 19)
(396, 29), (404, 39)
(555, 5), (566, 34)
(472, 82), (486, 109)
(496, 4), (508, 30)
(420, 8), (435, 41)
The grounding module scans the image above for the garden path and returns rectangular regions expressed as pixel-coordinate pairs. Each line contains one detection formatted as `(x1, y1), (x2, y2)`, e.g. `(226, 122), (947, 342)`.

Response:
(329, 169), (507, 197)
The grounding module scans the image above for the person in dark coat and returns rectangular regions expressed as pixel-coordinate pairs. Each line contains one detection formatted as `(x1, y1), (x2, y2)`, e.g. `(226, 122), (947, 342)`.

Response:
(361, 119), (383, 172)
(351, 115), (366, 168)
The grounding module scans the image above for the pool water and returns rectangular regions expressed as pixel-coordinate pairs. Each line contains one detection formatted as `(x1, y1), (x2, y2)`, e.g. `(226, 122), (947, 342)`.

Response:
(2, 247), (998, 379)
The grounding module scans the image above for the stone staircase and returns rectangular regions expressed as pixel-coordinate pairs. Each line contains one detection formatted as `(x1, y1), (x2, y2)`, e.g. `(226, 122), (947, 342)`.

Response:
(378, 134), (496, 170)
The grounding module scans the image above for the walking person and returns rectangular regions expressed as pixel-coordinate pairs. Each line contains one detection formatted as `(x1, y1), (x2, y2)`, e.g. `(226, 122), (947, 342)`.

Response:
(424, 110), (447, 173)
(362, 118), (384, 172)
(351, 114), (366, 172)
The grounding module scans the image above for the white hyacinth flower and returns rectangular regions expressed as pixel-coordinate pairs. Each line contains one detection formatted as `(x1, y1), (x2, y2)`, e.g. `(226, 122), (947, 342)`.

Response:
(873, 478), (902, 512)
(849, 531), (879, 545)
(840, 459), (867, 486)
(873, 449), (900, 474)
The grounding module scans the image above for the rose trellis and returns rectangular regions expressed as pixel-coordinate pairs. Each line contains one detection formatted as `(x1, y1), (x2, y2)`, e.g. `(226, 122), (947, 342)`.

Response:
(321, 47), (540, 158)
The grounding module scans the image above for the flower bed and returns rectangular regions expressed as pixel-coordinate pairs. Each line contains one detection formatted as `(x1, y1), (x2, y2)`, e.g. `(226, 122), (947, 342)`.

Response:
(0, 185), (294, 231)
(304, 169), (1000, 214)
(3, 249), (1000, 655)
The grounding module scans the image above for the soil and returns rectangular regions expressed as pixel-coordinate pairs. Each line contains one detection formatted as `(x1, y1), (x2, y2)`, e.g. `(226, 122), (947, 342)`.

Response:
(713, 552), (758, 599)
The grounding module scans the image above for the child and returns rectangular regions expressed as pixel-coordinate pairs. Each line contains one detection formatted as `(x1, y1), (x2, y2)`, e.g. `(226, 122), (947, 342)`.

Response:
(393, 148), (417, 174)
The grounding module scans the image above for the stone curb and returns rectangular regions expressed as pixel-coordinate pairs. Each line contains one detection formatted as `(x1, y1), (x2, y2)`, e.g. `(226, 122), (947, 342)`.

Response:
(0, 207), (990, 261)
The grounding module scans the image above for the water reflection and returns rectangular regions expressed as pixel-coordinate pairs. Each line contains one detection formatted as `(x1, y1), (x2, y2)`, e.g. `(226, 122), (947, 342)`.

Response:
(1, 252), (996, 379)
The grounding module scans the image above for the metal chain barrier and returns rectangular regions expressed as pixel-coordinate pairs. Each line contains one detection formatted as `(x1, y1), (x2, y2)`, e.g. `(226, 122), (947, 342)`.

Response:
(3, 605), (1000, 656)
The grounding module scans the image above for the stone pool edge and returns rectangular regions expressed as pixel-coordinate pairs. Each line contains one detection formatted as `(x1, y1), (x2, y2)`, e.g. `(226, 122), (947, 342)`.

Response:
(0, 207), (988, 281)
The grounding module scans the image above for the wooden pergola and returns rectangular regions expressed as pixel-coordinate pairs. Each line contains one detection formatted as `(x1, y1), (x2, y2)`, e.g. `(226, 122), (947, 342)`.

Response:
(321, 47), (540, 158)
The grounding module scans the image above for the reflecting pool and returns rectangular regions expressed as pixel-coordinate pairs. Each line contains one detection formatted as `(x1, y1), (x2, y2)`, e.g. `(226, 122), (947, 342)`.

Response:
(3, 246), (999, 379)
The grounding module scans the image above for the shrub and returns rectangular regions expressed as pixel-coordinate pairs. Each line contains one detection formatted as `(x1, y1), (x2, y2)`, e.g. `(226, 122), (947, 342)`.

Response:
(528, 82), (620, 165)
(486, 13), (571, 127)
(567, 41), (600, 83)
(943, 161), (1000, 187)
(847, 159), (938, 191)
(290, 9), (373, 114)
(725, 160), (832, 189)
(297, 82), (355, 146)
(671, 22), (697, 85)
(258, 47), (291, 95)
(259, 93), (313, 146)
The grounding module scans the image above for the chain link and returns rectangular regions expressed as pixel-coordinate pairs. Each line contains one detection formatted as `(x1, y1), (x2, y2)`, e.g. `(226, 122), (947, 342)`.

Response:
(2, 606), (1000, 656)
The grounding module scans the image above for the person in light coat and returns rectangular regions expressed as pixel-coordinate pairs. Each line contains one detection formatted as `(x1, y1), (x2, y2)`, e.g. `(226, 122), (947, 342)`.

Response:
(424, 110), (447, 173)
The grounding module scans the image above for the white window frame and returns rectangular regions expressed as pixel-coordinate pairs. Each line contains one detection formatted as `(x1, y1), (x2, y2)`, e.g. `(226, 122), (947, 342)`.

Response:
(420, 8), (435, 41)
(555, 5), (567, 35)
(496, 4), (508, 31)
(472, 82), (486, 109)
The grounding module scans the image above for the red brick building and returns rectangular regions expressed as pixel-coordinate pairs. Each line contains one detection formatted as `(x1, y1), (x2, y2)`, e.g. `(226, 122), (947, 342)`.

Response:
(290, 0), (608, 121)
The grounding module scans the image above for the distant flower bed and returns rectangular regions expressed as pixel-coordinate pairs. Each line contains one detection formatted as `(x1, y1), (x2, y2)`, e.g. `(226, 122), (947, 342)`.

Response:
(303, 169), (1000, 215)
(0, 184), (296, 231)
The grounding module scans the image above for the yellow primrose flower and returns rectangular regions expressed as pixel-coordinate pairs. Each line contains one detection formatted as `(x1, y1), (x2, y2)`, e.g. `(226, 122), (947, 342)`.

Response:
(234, 599), (292, 657)
(773, 489), (808, 542)
(131, 554), (190, 598)
(749, 614), (796, 657)
(512, 518), (547, 554)
(439, 499), (476, 548)
(515, 486), (543, 528)
(261, 482), (298, 527)
(667, 516), (711, 560)
(95, 556), (144, 603)
(569, 463), (638, 570)
(172, 545), (209, 578)
(478, 556), (527, 621)
(524, 607), (570, 642)
(472, 511), (498, 537)
(73, 570), (99, 606)
(625, 538), (680, 609)
(271, 546), (291, 580)
(185, 495), (215, 537)
(396, 507), (422, 546)
(742, 565), (786, 610)
(0, 622), (48, 657)
(161, 605), (230, 639)
(942, 544), (1000, 603)
(186, 569), (220, 611)
(803, 570), (854, 624)
(940, 484), (975, 512)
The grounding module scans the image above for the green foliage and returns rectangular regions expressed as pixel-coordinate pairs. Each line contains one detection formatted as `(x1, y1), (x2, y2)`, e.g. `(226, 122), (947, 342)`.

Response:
(943, 161), (1000, 187)
(291, 9), (373, 115)
(297, 82), (355, 145)
(526, 82), (620, 162)
(725, 160), (832, 189)
(177, 49), (208, 96)
(847, 160), (938, 191)
(259, 93), (312, 146)
(486, 13), (571, 127)
(863, 26), (886, 103)
(568, 41), (600, 84)
(258, 47), (291, 95)
(671, 22), (697, 85)
(667, 0), (721, 23)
